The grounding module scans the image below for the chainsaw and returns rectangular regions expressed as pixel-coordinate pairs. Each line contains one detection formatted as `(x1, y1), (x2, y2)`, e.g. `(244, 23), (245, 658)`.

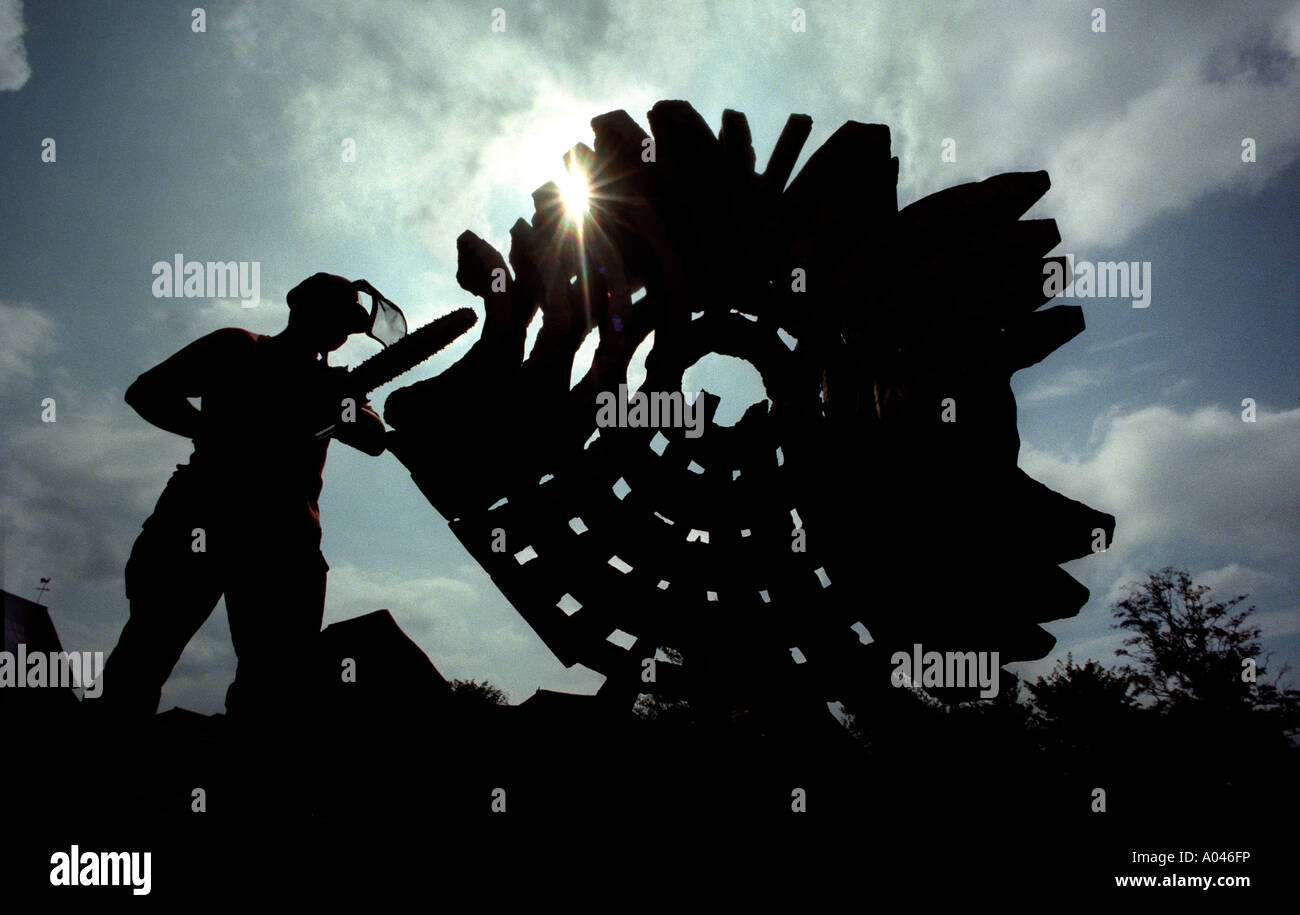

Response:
(313, 304), (477, 440)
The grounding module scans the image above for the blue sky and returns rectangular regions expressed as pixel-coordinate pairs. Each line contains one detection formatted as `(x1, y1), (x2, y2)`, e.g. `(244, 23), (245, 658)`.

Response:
(1, 0), (1296, 713)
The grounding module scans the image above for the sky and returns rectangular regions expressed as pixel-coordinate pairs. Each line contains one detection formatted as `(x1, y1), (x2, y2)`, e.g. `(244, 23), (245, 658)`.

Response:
(1, 0), (1296, 715)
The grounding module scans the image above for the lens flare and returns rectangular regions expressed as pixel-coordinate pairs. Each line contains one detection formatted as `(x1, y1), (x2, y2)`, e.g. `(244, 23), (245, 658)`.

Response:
(558, 164), (590, 217)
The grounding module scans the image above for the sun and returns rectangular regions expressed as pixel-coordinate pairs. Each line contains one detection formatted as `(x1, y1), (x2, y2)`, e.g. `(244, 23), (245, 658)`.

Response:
(557, 163), (590, 218)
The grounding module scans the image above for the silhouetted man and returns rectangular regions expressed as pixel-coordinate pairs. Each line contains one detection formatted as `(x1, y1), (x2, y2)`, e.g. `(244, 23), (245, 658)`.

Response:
(100, 273), (390, 727)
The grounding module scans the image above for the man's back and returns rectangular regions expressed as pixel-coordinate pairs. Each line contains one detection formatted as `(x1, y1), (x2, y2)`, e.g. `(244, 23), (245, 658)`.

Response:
(137, 327), (333, 545)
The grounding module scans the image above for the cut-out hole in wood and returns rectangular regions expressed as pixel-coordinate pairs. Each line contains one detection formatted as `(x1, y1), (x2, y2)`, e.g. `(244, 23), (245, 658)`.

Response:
(607, 629), (637, 650)
(653, 647), (682, 664)
(681, 354), (768, 429)
(627, 331), (654, 394)
(522, 309), (543, 362)
(571, 329), (598, 389)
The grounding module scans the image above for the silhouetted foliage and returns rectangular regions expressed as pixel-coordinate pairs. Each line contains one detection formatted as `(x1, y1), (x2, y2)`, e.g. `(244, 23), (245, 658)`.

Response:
(1101, 567), (1300, 774)
(631, 693), (694, 730)
(1023, 653), (1141, 771)
(448, 678), (509, 706)
(1112, 567), (1279, 709)
(1027, 652), (1138, 722)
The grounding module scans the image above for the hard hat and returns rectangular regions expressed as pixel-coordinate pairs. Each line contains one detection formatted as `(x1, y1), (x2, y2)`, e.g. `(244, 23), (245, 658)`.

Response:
(286, 272), (371, 335)
(286, 273), (407, 347)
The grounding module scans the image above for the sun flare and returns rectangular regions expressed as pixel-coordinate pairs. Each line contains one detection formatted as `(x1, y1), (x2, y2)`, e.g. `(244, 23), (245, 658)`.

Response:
(558, 164), (590, 218)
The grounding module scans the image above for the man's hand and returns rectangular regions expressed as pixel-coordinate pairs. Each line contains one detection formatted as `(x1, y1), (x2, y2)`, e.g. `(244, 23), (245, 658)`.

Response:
(313, 368), (387, 456)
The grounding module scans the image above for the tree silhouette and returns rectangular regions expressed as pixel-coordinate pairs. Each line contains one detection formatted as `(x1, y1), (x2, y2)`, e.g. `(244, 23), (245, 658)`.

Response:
(1027, 652), (1137, 722)
(1109, 566), (1300, 759)
(1024, 653), (1141, 771)
(1113, 566), (1266, 710)
(447, 678), (509, 707)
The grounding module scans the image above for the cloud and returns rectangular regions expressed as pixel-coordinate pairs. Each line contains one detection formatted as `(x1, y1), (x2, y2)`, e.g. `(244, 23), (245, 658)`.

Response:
(1157, 377), (1195, 399)
(754, 1), (1300, 249)
(212, 0), (1300, 265)
(1017, 367), (1108, 404)
(1086, 330), (1161, 353)
(1203, 25), (1299, 86)
(0, 373), (194, 702)
(833, 2), (1298, 248)
(0, 301), (58, 388)
(1020, 403), (1300, 562)
(219, 0), (705, 263)
(0, 383), (187, 591)
(0, 0), (30, 91)
(1193, 563), (1300, 641)
(1044, 39), (1299, 249)
(128, 296), (288, 354)
(1251, 608), (1300, 640)
(1195, 561), (1287, 599)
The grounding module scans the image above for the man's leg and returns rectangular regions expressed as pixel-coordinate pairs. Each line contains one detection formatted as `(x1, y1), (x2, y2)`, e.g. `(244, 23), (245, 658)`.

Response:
(222, 546), (328, 727)
(221, 545), (327, 816)
(97, 516), (223, 721)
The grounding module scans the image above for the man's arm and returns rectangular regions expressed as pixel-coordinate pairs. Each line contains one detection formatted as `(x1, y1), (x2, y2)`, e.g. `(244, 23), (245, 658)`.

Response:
(124, 329), (246, 438)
